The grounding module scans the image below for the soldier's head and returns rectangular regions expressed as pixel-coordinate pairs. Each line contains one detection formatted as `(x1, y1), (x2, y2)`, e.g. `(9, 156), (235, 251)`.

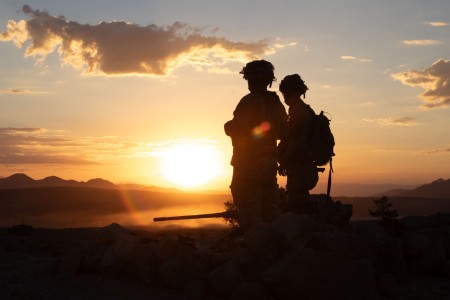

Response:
(279, 74), (308, 96)
(240, 60), (276, 92)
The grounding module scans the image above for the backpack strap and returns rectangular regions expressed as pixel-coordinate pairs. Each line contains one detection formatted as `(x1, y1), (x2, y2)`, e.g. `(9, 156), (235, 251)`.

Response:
(326, 157), (333, 200)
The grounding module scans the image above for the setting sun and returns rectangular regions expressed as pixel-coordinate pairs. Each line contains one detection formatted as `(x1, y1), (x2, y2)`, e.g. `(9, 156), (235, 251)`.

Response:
(160, 142), (223, 188)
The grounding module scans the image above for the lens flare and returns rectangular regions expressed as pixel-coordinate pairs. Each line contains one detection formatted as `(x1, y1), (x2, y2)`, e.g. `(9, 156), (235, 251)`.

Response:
(252, 121), (271, 139)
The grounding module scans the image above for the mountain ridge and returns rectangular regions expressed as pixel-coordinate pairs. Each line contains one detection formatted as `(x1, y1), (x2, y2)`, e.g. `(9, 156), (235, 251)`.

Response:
(0, 173), (116, 190)
(0, 173), (448, 198)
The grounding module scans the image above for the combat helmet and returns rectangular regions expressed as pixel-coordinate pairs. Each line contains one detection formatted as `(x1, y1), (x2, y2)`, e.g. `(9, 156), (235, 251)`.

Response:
(240, 60), (276, 87)
(279, 74), (309, 98)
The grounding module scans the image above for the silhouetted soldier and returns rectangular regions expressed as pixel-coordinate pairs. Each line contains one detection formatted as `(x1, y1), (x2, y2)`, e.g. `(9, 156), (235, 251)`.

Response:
(278, 74), (319, 213)
(224, 60), (287, 231)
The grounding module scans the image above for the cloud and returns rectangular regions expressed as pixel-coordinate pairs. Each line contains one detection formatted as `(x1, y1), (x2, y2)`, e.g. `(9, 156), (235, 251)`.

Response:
(363, 117), (417, 126)
(0, 128), (220, 168)
(0, 88), (43, 95)
(0, 127), (94, 165)
(0, 5), (272, 76)
(402, 40), (441, 46)
(425, 22), (449, 27)
(359, 101), (376, 106)
(422, 148), (450, 154)
(340, 55), (372, 62)
(392, 59), (450, 108)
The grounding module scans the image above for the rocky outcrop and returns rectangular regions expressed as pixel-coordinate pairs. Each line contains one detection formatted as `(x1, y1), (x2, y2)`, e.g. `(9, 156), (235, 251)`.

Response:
(10, 199), (450, 299)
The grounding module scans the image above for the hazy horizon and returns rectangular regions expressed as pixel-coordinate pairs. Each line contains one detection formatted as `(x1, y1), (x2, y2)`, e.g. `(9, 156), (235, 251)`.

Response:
(2, 171), (448, 199)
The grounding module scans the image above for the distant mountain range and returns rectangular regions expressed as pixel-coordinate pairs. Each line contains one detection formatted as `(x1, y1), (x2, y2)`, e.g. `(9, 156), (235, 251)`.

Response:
(0, 173), (448, 199)
(0, 173), (182, 193)
(0, 173), (116, 190)
(372, 178), (450, 199)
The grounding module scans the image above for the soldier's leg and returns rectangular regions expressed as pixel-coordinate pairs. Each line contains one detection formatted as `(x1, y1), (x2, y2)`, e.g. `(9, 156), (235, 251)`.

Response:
(261, 182), (282, 222)
(286, 162), (310, 213)
(231, 179), (262, 232)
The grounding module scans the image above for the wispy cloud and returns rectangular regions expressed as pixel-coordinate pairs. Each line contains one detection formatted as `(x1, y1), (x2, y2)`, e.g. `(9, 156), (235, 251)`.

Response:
(340, 55), (372, 62)
(359, 101), (376, 106)
(425, 21), (449, 27)
(402, 40), (441, 46)
(422, 148), (450, 154)
(0, 5), (275, 76)
(0, 128), (94, 165)
(392, 59), (450, 109)
(363, 117), (417, 126)
(0, 89), (43, 95)
(0, 128), (220, 167)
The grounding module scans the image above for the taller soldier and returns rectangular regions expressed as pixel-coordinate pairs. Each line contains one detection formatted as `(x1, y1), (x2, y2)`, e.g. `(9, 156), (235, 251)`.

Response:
(224, 60), (288, 231)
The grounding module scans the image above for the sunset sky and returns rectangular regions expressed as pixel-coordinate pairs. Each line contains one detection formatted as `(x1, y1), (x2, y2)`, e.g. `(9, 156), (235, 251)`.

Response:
(1, 0), (449, 192)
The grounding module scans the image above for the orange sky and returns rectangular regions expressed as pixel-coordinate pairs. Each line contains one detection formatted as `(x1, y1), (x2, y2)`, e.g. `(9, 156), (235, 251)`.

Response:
(1, 1), (449, 191)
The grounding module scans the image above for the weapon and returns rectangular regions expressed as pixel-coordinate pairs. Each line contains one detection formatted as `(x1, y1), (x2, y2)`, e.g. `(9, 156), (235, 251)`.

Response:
(153, 210), (238, 222)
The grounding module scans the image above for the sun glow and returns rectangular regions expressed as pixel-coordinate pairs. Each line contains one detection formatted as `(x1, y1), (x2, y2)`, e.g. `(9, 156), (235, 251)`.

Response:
(160, 141), (223, 188)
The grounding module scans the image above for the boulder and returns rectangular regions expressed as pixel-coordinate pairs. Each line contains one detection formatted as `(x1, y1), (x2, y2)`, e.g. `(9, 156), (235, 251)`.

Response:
(271, 213), (316, 248)
(97, 223), (130, 243)
(159, 249), (208, 289)
(81, 241), (109, 273)
(231, 282), (269, 300)
(416, 226), (450, 259)
(402, 232), (450, 277)
(244, 223), (284, 260)
(154, 236), (181, 261)
(308, 231), (376, 261)
(207, 260), (245, 296)
(132, 242), (159, 283)
(58, 246), (82, 278)
(182, 279), (206, 300)
(311, 194), (353, 227)
(261, 248), (376, 300)
(378, 238), (409, 283)
(351, 220), (387, 245)
(377, 273), (401, 298)
(100, 244), (125, 274)
(111, 232), (140, 262)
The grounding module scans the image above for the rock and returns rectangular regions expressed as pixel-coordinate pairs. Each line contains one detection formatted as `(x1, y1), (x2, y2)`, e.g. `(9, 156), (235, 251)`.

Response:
(207, 260), (245, 296)
(416, 226), (450, 259)
(399, 215), (450, 231)
(97, 223), (130, 243)
(308, 231), (376, 261)
(100, 244), (125, 273)
(111, 232), (140, 262)
(311, 194), (353, 227)
(132, 242), (159, 283)
(271, 213), (316, 247)
(231, 282), (269, 300)
(58, 246), (82, 278)
(261, 248), (376, 300)
(81, 241), (109, 273)
(377, 273), (401, 297)
(378, 238), (409, 283)
(244, 223), (284, 260)
(154, 236), (181, 261)
(351, 220), (387, 245)
(96, 223), (140, 263)
(402, 232), (450, 277)
(182, 279), (206, 300)
(159, 249), (208, 289)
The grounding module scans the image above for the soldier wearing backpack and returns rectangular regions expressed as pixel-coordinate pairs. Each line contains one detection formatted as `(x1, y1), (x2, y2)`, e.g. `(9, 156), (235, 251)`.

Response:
(224, 60), (288, 231)
(278, 74), (320, 213)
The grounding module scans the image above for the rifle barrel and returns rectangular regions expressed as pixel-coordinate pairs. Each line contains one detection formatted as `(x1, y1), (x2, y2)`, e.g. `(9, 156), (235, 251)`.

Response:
(153, 212), (228, 222)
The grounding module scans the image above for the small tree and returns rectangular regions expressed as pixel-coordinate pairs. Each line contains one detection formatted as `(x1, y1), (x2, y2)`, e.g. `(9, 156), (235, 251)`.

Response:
(369, 196), (398, 221)
(223, 200), (239, 229)
(369, 196), (400, 234)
